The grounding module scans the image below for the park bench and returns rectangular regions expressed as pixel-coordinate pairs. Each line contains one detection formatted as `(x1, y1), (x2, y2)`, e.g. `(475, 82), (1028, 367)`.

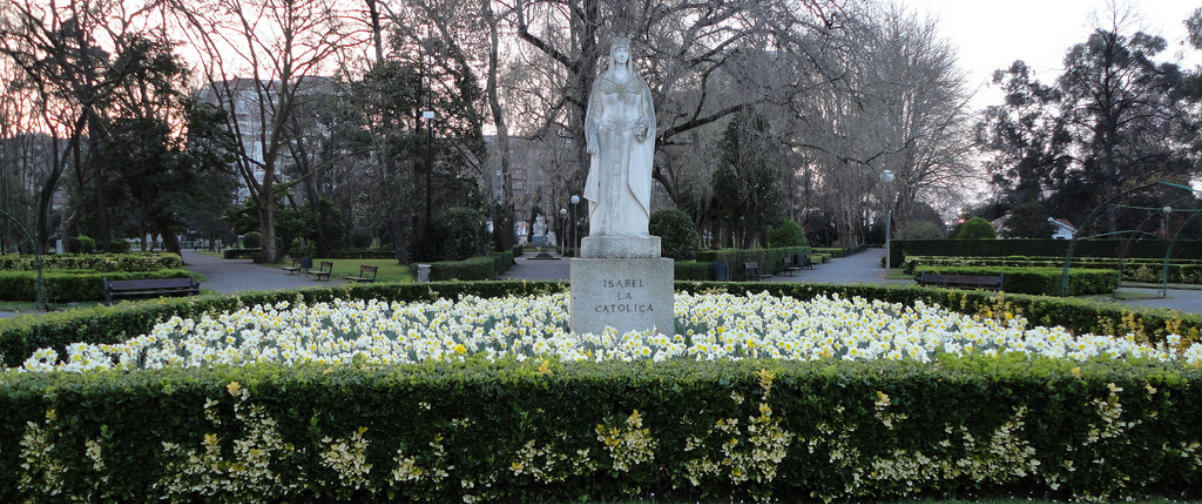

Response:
(307, 261), (333, 281)
(743, 262), (773, 281)
(779, 254), (814, 276)
(344, 265), (378, 283)
(102, 276), (200, 306)
(282, 257), (312, 275)
(915, 272), (1004, 291)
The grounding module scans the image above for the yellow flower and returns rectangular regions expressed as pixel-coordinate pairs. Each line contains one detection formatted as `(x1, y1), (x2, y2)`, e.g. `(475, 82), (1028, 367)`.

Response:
(227, 381), (242, 397)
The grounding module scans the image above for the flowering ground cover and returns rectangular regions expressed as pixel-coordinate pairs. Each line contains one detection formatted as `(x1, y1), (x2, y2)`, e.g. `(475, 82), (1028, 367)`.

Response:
(17, 291), (1202, 373)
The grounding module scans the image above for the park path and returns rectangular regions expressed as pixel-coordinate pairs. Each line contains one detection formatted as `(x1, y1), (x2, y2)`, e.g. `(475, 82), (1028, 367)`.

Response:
(181, 250), (342, 293)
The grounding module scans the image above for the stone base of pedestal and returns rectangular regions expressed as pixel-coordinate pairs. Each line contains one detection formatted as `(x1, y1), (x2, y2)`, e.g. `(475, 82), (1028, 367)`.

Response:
(570, 257), (674, 336)
(580, 235), (661, 258)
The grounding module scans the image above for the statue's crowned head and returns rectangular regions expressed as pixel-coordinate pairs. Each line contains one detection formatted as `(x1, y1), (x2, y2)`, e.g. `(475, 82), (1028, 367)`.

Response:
(608, 33), (634, 69)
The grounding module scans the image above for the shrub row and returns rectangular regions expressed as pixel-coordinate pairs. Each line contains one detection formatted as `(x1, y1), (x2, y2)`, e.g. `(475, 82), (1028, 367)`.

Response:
(890, 239), (1202, 266)
(4, 280), (1199, 369)
(428, 250), (515, 281)
(905, 255), (1202, 285)
(1, 358), (1200, 503)
(0, 269), (194, 303)
(222, 248), (260, 260)
(0, 253), (181, 272)
(696, 246), (810, 279)
(674, 260), (711, 281)
(913, 266), (1119, 296)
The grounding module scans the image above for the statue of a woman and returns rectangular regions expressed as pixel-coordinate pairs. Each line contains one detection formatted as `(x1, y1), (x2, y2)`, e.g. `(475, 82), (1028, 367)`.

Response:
(583, 34), (656, 237)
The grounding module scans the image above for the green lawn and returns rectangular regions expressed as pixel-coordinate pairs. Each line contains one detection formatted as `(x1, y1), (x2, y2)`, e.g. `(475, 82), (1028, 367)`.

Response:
(886, 269), (915, 279)
(277, 257), (414, 283)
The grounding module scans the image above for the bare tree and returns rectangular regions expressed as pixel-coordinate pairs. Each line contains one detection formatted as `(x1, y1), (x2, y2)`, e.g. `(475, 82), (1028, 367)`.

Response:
(165, 0), (357, 262)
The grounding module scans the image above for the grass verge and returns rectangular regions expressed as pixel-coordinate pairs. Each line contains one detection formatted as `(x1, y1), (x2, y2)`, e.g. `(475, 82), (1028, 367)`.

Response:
(274, 257), (414, 283)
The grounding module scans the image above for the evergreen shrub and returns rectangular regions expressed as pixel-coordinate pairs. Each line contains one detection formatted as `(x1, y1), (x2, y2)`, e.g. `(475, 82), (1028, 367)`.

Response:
(767, 219), (807, 247)
(242, 231), (262, 248)
(957, 217), (997, 239)
(67, 235), (96, 254)
(649, 209), (700, 260)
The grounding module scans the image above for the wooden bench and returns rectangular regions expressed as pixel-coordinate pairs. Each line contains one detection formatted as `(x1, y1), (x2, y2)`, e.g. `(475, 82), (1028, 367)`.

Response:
(282, 257), (302, 274)
(915, 272), (1004, 291)
(744, 262), (772, 281)
(344, 265), (378, 283)
(307, 261), (333, 281)
(103, 276), (200, 306)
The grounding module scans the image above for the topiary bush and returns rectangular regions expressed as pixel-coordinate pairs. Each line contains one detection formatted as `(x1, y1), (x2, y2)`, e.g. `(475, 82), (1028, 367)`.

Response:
(767, 219), (807, 247)
(68, 235), (96, 254)
(957, 217), (996, 240)
(649, 209), (700, 260)
(242, 231), (262, 248)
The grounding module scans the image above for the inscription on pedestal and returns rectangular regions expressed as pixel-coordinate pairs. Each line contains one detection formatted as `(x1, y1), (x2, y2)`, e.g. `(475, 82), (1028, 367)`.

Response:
(571, 258), (673, 335)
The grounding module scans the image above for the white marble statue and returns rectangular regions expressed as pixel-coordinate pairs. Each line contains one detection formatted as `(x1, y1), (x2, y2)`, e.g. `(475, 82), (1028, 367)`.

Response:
(583, 34), (656, 237)
(532, 215), (547, 237)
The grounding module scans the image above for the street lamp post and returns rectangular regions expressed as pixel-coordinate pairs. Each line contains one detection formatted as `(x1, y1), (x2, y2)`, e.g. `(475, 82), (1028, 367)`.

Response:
(1162, 205), (1173, 298)
(422, 110), (434, 257)
(570, 194), (580, 256)
(559, 208), (568, 254)
(881, 170), (894, 272)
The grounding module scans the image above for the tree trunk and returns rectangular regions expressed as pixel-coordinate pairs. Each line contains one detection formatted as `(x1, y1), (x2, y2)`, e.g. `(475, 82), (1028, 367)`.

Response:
(483, 0), (514, 252)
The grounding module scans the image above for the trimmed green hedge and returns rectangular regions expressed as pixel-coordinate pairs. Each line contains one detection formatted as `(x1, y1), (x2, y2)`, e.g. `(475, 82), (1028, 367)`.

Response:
(4, 280), (1199, 370)
(696, 247), (810, 279)
(0, 269), (195, 303)
(429, 250), (515, 281)
(674, 260), (711, 281)
(913, 266), (1119, 296)
(222, 248), (260, 260)
(891, 239), (1202, 267)
(1, 358), (1200, 503)
(905, 255), (1202, 285)
(0, 253), (181, 272)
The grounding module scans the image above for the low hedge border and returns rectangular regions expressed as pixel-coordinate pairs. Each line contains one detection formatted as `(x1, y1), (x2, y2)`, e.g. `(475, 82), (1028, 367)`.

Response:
(0, 269), (195, 303)
(890, 239), (1202, 268)
(0, 253), (181, 272)
(1, 358), (1199, 503)
(222, 248), (260, 260)
(429, 250), (515, 281)
(905, 255), (1202, 285)
(913, 266), (1119, 296)
(3, 281), (1200, 369)
(812, 245), (866, 258)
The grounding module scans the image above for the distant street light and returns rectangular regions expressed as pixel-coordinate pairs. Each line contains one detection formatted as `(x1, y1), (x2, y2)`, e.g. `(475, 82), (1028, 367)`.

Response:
(881, 170), (894, 272)
(559, 208), (568, 254)
(570, 194), (581, 255)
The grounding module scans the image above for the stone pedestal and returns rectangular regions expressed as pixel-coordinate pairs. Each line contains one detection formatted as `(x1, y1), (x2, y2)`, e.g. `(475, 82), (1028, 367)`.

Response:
(570, 257), (674, 336)
(580, 235), (661, 258)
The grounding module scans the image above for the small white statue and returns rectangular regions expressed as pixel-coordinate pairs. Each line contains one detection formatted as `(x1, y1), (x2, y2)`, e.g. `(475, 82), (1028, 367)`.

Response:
(583, 33), (656, 237)
(533, 215), (547, 237)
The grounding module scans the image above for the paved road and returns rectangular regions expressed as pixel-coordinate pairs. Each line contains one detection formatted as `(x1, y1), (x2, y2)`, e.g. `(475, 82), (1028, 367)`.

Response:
(181, 250), (342, 293)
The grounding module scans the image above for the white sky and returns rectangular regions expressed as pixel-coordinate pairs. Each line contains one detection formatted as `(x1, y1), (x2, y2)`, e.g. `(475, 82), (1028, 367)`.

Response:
(905, 0), (1201, 112)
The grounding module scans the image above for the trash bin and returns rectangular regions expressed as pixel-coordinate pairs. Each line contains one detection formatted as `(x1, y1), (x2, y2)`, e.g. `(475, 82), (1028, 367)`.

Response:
(712, 261), (730, 281)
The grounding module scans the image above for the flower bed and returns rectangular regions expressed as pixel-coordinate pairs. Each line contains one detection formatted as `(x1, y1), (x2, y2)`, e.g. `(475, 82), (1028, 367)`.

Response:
(18, 292), (1201, 373)
(4, 290), (1202, 502)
